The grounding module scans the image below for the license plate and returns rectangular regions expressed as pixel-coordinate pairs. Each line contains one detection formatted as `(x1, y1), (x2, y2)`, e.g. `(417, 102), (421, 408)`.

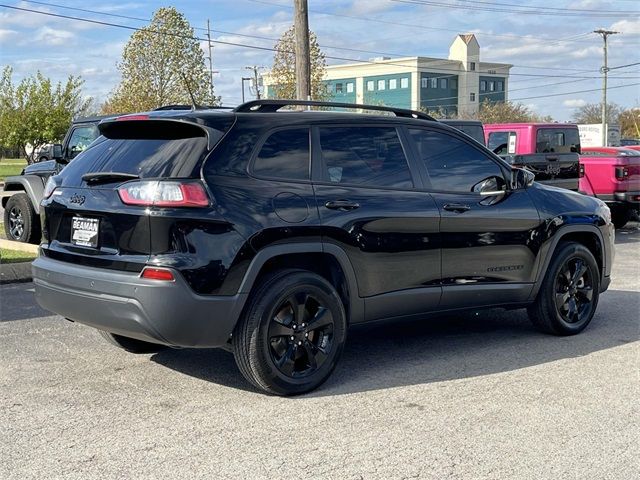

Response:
(71, 217), (99, 247)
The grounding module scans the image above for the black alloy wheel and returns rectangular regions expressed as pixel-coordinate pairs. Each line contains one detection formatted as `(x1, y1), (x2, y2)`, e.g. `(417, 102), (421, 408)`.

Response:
(554, 257), (594, 325)
(8, 205), (25, 240)
(233, 269), (347, 395)
(528, 242), (600, 336)
(267, 292), (335, 378)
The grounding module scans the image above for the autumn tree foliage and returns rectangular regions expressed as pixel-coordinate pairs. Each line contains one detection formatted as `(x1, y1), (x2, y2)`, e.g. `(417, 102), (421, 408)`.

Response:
(270, 26), (328, 101)
(103, 7), (218, 114)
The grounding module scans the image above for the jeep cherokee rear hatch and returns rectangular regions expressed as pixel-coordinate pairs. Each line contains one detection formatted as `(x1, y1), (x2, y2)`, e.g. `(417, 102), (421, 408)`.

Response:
(40, 113), (234, 272)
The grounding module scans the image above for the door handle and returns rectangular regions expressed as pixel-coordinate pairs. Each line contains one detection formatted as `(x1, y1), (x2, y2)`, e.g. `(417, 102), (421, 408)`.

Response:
(443, 203), (471, 213)
(325, 200), (360, 211)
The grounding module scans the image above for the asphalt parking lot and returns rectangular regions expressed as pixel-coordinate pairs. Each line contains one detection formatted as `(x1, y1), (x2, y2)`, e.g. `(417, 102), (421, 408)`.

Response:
(1, 224), (638, 479)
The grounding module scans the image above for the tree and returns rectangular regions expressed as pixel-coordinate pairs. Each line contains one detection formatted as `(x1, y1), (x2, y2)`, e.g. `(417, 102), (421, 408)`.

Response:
(102, 7), (217, 114)
(473, 100), (552, 124)
(571, 102), (622, 125)
(0, 66), (91, 164)
(619, 107), (640, 138)
(270, 25), (328, 101)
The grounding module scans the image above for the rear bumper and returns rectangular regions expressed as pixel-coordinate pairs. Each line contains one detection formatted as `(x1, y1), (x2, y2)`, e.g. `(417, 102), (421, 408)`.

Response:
(32, 256), (247, 348)
(596, 192), (640, 206)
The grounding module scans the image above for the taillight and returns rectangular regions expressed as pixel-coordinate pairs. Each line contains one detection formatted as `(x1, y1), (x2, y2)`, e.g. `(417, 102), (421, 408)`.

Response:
(118, 180), (209, 207)
(615, 166), (629, 181)
(579, 163), (585, 178)
(116, 114), (150, 121)
(141, 267), (175, 281)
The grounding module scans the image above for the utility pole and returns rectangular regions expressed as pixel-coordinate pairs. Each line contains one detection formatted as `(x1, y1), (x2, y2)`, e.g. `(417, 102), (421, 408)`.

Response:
(294, 0), (311, 101)
(594, 29), (619, 146)
(206, 19), (215, 103)
(245, 66), (264, 100)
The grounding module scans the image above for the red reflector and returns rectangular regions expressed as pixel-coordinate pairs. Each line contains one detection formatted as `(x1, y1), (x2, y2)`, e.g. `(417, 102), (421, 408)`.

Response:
(141, 268), (175, 281)
(116, 114), (150, 121)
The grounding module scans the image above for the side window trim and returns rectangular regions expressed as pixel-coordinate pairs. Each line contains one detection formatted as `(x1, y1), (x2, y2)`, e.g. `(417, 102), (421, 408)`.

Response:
(247, 125), (312, 183)
(310, 123), (420, 191)
(406, 126), (510, 195)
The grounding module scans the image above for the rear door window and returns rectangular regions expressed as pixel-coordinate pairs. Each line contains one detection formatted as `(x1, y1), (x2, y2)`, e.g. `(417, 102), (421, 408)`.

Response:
(317, 126), (413, 189)
(252, 128), (310, 180)
(536, 128), (580, 153)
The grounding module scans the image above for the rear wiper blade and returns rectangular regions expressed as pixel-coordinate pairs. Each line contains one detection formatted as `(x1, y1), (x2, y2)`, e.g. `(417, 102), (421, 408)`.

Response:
(82, 172), (139, 185)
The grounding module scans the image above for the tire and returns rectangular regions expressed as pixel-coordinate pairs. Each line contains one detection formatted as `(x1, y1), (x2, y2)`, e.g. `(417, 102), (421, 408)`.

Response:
(611, 208), (631, 229)
(3, 193), (41, 244)
(233, 269), (347, 396)
(528, 242), (600, 336)
(38, 156), (48, 162)
(98, 330), (168, 354)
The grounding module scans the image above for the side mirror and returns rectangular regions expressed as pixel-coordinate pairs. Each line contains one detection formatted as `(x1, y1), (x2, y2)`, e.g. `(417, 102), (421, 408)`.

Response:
(52, 144), (64, 161)
(511, 168), (535, 190)
(472, 176), (506, 197)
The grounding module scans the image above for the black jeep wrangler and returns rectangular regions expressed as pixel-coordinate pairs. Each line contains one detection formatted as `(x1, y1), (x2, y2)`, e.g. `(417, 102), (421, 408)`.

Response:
(32, 100), (614, 395)
(2, 116), (105, 243)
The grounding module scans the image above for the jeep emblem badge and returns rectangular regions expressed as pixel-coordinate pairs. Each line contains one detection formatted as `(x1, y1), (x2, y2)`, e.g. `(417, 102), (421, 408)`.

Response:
(70, 193), (86, 206)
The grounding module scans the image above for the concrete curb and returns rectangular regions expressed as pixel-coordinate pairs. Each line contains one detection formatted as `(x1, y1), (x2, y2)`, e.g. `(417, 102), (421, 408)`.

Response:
(0, 238), (40, 253)
(0, 260), (32, 284)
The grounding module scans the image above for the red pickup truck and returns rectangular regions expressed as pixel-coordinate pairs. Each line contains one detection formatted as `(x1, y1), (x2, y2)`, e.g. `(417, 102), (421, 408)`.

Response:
(580, 146), (640, 228)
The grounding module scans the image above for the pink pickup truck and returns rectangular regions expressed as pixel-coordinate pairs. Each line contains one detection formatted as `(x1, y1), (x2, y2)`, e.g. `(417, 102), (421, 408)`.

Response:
(485, 123), (581, 192)
(580, 146), (640, 228)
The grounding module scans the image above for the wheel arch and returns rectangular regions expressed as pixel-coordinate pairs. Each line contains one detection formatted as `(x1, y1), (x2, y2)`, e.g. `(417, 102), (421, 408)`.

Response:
(236, 243), (364, 324)
(2, 176), (44, 213)
(530, 225), (606, 300)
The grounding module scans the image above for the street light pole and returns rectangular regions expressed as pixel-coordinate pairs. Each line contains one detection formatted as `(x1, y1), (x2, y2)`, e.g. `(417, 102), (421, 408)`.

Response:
(594, 29), (619, 147)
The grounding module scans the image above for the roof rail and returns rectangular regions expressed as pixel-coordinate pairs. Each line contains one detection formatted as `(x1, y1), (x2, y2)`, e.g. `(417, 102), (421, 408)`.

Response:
(153, 104), (234, 111)
(233, 99), (436, 121)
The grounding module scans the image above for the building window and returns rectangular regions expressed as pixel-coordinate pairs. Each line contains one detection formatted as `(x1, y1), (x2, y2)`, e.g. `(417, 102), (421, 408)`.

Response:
(346, 82), (354, 93)
(451, 78), (457, 89)
(335, 83), (343, 94)
(377, 79), (386, 90)
(430, 78), (437, 88)
(389, 78), (397, 89)
(400, 77), (409, 88)
(469, 62), (476, 71)
(470, 92), (476, 102)
(421, 77), (429, 88)
(367, 80), (375, 91)
(480, 80), (486, 92)
(440, 78), (448, 89)
(497, 81), (503, 91)
(489, 81), (495, 92)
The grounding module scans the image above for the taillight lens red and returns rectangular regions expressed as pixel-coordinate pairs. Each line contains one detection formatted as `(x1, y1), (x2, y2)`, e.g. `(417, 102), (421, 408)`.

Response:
(116, 114), (150, 121)
(118, 181), (209, 207)
(579, 163), (585, 178)
(141, 267), (175, 281)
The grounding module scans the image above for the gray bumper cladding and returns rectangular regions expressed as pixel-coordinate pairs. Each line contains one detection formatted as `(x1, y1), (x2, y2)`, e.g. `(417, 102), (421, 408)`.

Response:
(32, 256), (247, 348)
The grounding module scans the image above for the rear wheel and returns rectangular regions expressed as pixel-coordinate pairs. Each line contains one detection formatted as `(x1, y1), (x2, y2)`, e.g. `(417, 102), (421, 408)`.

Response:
(528, 242), (600, 335)
(98, 330), (168, 354)
(3, 193), (40, 244)
(233, 269), (347, 395)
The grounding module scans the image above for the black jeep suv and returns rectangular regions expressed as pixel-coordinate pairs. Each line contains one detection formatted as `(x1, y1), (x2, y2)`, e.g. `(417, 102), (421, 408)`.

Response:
(33, 100), (614, 395)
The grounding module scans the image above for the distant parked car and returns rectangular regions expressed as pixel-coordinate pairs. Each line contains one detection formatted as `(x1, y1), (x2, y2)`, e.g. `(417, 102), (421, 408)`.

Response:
(2, 116), (104, 243)
(620, 138), (640, 147)
(440, 119), (485, 146)
(485, 123), (582, 192)
(580, 146), (640, 228)
(34, 144), (55, 162)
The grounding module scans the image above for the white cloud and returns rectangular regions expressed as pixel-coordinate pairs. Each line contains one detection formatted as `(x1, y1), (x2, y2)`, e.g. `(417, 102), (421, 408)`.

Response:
(563, 99), (587, 108)
(0, 29), (19, 42)
(347, 0), (395, 16)
(609, 18), (640, 35)
(34, 26), (76, 46)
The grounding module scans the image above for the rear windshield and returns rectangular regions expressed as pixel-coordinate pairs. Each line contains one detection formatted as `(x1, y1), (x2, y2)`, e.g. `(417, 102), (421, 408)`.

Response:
(536, 128), (580, 154)
(58, 119), (230, 185)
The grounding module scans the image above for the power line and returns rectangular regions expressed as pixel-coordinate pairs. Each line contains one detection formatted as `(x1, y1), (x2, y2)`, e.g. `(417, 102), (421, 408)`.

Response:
(392, 0), (638, 17)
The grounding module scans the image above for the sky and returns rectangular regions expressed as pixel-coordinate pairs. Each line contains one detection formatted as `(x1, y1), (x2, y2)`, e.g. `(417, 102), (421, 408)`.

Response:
(1, 0), (639, 121)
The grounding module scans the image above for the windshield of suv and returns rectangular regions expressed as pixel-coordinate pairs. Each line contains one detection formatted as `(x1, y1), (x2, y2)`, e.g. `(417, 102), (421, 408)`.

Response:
(536, 128), (580, 154)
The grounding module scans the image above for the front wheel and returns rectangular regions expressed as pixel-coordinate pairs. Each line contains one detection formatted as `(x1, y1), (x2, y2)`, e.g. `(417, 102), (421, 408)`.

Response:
(233, 269), (347, 395)
(528, 242), (600, 335)
(3, 193), (40, 243)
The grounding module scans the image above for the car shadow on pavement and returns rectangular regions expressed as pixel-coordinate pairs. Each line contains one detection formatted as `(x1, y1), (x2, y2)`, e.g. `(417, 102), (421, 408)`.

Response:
(151, 288), (639, 397)
(615, 221), (640, 244)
